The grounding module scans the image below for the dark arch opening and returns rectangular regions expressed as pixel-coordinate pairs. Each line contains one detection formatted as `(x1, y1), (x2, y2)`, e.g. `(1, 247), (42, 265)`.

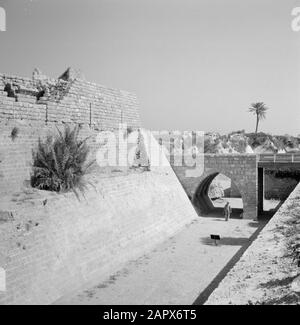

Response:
(192, 172), (244, 218)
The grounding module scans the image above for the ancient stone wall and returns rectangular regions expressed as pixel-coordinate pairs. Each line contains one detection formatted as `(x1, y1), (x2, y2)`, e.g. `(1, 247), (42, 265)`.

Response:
(0, 119), (133, 195)
(0, 77), (199, 304)
(0, 71), (140, 129)
(0, 168), (197, 305)
(0, 70), (141, 194)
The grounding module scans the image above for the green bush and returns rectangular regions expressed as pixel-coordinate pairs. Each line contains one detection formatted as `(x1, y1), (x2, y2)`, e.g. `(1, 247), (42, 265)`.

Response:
(31, 125), (93, 194)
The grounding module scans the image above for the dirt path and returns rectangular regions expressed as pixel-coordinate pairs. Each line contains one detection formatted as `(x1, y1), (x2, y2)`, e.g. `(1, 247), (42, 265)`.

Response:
(205, 185), (300, 305)
(55, 215), (267, 305)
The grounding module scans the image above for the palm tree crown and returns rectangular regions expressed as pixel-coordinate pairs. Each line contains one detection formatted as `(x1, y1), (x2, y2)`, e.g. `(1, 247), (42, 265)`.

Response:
(248, 102), (269, 134)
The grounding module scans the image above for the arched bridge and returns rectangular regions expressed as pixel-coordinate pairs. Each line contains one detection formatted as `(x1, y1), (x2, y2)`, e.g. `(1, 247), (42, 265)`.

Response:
(172, 153), (300, 220)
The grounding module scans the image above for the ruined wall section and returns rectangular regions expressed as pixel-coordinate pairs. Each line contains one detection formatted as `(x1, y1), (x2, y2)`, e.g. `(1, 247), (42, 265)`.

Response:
(0, 72), (141, 194)
(0, 72), (199, 306)
(44, 79), (141, 129)
(0, 73), (140, 129)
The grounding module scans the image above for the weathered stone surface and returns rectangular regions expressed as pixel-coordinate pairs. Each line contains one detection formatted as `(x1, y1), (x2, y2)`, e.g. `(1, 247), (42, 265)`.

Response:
(0, 166), (197, 305)
(0, 70), (140, 129)
(0, 69), (141, 194)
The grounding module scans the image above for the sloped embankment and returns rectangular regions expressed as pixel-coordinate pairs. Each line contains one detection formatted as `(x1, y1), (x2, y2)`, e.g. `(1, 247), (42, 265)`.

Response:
(0, 130), (198, 305)
(205, 182), (300, 305)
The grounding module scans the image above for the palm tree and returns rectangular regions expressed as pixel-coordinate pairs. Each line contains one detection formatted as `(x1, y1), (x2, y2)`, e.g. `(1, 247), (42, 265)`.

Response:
(248, 102), (269, 134)
(31, 125), (94, 194)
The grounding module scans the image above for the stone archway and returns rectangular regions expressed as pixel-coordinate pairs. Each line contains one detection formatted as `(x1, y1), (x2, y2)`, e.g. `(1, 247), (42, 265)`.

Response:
(192, 171), (244, 217)
(172, 154), (257, 219)
(192, 172), (219, 214)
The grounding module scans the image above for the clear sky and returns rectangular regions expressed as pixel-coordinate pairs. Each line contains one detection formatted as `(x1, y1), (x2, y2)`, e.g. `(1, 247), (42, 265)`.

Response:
(0, 0), (300, 135)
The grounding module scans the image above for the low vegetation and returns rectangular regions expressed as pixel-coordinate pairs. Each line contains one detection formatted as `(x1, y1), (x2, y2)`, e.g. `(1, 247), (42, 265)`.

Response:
(31, 125), (94, 194)
(283, 198), (300, 268)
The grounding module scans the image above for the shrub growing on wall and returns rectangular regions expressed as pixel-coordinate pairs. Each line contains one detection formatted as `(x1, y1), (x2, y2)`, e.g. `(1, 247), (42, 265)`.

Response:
(31, 125), (93, 193)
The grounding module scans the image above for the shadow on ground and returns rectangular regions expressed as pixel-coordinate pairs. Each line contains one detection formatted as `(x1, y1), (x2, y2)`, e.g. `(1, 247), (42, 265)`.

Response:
(258, 292), (300, 305)
(202, 209), (243, 220)
(259, 275), (298, 289)
(200, 236), (250, 246)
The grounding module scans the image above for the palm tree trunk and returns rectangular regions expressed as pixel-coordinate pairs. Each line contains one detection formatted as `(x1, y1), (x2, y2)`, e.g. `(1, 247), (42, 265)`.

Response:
(255, 114), (259, 134)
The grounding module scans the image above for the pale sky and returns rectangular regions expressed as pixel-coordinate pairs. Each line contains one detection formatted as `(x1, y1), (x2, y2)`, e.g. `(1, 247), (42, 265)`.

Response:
(0, 0), (300, 135)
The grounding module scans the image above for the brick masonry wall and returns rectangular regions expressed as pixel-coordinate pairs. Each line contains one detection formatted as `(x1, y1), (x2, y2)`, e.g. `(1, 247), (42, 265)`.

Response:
(0, 167), (197, 305)
(0, 72), (141, 193)
(43, 79), (140, 129)
(230, 181), (242, 198)
(0, 74), (141, 129)
(222, 166), (300, 204)
(0, 72), (199, 305)
(0, 119), (136, 195)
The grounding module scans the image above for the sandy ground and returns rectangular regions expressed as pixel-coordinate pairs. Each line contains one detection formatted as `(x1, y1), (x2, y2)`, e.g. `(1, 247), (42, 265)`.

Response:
(56, 214), (267, 305)
(205, 186), (300, 305)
